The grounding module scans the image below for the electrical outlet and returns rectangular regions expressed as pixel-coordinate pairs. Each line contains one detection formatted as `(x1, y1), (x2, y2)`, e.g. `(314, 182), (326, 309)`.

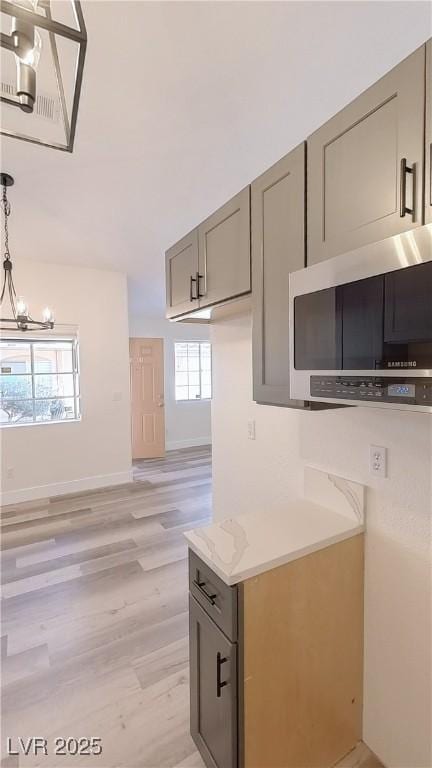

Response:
(247, 420), (256, 440)
(370, 445), (387, 478)
(6, 467), (14, 479)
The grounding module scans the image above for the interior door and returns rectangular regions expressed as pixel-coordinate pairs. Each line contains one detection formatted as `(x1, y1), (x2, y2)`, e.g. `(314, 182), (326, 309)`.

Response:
(129, 338), (165, 459)
(252, 143), (306, 407)
(166, 229), (199, 318)
(307, 45), (425, 265)
(198, 187), (251, 309)
(189, 596), (237, 768)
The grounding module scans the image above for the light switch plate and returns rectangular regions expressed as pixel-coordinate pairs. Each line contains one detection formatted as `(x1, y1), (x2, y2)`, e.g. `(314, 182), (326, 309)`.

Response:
(370, 445), (387, 478)
(247, 420), (256, 440)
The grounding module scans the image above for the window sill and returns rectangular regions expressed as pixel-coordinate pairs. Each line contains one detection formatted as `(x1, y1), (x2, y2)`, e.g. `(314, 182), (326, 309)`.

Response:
(0, 416), (82, 429)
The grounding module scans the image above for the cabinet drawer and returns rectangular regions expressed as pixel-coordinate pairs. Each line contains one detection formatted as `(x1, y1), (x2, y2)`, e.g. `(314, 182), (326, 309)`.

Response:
(189, 550), (238, 642)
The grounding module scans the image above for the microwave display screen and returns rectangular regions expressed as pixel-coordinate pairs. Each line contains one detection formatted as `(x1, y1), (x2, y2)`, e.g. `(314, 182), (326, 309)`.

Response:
(387, 384), (416, 397)
(294, 261), (432, 371)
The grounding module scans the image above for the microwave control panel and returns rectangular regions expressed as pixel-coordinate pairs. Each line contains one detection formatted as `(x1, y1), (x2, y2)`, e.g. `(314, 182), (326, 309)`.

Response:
(310, 377), (432, 405)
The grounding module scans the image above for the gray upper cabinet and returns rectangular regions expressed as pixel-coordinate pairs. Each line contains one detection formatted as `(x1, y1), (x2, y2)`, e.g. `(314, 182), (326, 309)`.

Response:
(252, 144), (306, 407)
(165, 229), (199, 318)
(198, 187), (251, 309)
(307, 45), (426, 265)
(426, 39), (432, 225)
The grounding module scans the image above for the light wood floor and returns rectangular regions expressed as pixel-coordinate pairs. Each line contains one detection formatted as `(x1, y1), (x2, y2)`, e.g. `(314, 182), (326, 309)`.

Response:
(1, 446), (383, 768)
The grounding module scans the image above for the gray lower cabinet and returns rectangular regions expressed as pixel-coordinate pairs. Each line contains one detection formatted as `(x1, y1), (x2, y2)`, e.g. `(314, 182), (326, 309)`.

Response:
(426, 39), (432, 225)
(198, 187), (251, 309)
(189, 540), (364, 768)
(189, 596), (237, 768)
(307, 44), (426, 265)
(251, 143), (306, 407)
(165, 229), (199, 319)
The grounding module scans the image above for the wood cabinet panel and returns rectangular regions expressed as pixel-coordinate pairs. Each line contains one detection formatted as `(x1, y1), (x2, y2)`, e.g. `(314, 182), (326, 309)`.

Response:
(198, 188), (251, 309)
(242, 535), (364, 768)
(426, 39), (432, 224)
(165, 229), (199, 318)
(308, 45), (426, 265)
(251, 143), (306, 406)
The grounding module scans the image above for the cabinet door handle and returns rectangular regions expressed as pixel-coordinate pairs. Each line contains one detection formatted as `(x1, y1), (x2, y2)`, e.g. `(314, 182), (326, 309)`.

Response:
(216, 652), (228, 698)
(193, 579), (217, 605)
(196, 272), (204, 298)
(400, 158), (414, 217)
(190, 275), (197, 301)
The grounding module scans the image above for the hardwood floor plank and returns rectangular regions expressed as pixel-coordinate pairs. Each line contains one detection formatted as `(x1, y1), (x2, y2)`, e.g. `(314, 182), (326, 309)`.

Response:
(174, 751), (206, 768)
(1, 563), (84, 598)
(2, 644), (49, 686)
(132, 636), (189, 690)
(4, 539), (138, 583)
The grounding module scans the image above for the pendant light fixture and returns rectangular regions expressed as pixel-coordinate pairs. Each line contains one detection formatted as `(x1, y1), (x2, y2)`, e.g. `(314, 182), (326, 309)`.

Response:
(0, 172), (54, 332)
(0, 0), (87, 152)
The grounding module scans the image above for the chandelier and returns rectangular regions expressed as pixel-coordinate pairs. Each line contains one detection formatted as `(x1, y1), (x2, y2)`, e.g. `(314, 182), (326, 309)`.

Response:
(0, 0), (87, 152)
(0, 172), (54, 331)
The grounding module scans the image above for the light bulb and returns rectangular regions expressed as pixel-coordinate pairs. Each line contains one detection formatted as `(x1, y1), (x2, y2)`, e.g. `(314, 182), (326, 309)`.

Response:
(16, 297), (28, 317)
(42, 307), (53, 323)
(18, 28), (42, 69)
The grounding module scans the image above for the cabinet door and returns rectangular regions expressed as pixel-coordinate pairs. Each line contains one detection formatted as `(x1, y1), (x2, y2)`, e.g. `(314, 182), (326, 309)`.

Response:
(198, 188), (251, 309)
(165, 229), (199, 318)
(189, 596), (237, 768)
(308, 45), (425, 265)
(426, 39), (432, 224)
(252, 143), (306, 406)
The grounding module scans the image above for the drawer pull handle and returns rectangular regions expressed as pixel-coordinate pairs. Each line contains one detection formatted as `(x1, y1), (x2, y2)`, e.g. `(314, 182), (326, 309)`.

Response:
(193, 579), (217, 606)
(216, 652), (228, 698)
(400, 158), (414, 218)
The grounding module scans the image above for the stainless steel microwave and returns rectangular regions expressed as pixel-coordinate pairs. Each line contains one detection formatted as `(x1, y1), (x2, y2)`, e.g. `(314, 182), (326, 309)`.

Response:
(289, 225), (432, 412)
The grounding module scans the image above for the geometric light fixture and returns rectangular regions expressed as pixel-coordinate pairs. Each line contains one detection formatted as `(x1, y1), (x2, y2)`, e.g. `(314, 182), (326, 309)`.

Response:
(1, 172), (54, 331)
(0, 0), (87, 152)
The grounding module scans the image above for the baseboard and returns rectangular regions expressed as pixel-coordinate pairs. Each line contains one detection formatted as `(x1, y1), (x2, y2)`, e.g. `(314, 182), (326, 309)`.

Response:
(0, 469), (133, 507)
(166, 436), (212, 451)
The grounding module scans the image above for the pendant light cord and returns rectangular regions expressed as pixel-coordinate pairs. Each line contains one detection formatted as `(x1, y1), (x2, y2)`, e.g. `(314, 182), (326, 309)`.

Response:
(1, 182), (17, 314)
(1, 182), (11, 263)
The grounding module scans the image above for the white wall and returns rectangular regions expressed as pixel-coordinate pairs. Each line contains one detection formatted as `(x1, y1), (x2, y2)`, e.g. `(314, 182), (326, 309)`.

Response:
(0, 260), (132, 505)
(210, 310), (432, 768)
(128, 312), (211, 451)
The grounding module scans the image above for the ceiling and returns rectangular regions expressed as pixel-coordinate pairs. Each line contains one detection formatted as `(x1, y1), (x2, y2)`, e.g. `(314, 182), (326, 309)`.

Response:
(2, 1), (431, 317)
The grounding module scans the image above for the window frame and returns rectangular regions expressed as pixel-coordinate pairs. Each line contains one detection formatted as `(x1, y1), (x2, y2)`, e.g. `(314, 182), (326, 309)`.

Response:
(0, 337), (81, 428)
(174, 340), (212, 402)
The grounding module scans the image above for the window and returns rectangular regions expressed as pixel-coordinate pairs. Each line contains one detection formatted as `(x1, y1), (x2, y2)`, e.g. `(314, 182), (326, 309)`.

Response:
(0, 338), (80, 426)
(175, 341), (212, 401)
